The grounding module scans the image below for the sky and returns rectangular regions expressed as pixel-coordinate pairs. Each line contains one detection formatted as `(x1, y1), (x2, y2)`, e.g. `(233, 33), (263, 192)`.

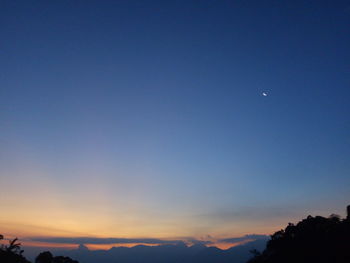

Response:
(1, 0), (350, 250)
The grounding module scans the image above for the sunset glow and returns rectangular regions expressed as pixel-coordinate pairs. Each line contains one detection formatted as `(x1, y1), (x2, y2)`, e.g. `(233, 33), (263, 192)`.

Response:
(1, 1), (349, 261)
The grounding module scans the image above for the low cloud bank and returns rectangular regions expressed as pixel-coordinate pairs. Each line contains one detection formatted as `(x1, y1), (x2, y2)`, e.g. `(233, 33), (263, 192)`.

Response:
(28, 237), (185, 245)
(28, 234), (268, 246)
(219, 234), (268, 243)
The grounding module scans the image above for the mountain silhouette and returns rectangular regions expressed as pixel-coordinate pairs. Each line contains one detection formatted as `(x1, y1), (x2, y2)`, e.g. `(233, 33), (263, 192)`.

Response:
(62, 238), (268, 263)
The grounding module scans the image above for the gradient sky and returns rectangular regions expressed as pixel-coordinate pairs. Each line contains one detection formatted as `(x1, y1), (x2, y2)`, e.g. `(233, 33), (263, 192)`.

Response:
(1, 0), (350, 247)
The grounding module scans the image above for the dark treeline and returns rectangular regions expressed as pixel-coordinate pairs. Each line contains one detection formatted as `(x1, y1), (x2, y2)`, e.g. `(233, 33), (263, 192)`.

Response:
(248, 205), (350, 263)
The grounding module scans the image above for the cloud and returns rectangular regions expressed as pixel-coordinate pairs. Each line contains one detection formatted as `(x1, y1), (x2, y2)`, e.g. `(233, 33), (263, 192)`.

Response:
(185, 239), (213, 245)
(28, 237), (189, 245)
(28, 234), (268, 247)
(219, 234), (269, 243)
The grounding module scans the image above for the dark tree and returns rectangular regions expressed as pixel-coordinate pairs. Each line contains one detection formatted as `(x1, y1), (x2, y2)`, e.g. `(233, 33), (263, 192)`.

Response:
(36, 250), (79, 263)
(52, 256), (79, 263)
(36, 251), (54, 263)
(1, 235), (79, 263)
(0, 235), (31, 263)
(248, 207), (350, 263)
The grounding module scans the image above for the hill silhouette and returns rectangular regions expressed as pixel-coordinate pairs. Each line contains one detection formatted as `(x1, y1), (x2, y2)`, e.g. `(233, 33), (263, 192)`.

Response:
(1, 233), (267, 263)
(62, 238), (267, 263)
(248, 205), (350, 263)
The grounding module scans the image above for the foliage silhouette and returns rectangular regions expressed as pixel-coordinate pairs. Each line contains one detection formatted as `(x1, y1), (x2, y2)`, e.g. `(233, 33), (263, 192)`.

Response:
(0, 235), (30, 263)
(36, 251), (79, 263)
(247, 207), (350, 263)
(35, 251), (54, 263)
(0, 235), (79, 263)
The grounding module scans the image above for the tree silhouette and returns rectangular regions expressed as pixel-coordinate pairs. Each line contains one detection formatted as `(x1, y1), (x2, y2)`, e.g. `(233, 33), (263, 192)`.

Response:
(248, 209), (350, 263)
(0, 235), (30, 263)
(36, 251), (54, 263)
(36, 251), (79, 263)
(1, 235), (79, 263)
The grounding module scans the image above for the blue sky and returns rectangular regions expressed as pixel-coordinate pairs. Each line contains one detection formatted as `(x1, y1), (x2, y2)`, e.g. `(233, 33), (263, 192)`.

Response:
(1, 0), (350, 243)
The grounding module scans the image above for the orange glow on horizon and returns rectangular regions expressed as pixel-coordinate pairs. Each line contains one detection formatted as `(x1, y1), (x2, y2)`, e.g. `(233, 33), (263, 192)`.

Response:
(15, 239), (260, 251)
(208, 239), (255, 250)
(85, 243), (161, 250)
(21, 241), (78, 249)
(19, 241), (161, 250)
